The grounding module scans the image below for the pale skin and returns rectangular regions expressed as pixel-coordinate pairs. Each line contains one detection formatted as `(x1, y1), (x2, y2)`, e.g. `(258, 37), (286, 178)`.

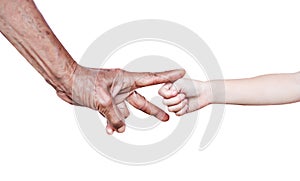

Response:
(0, 0), (185, 134)
(159, 73), (300, 116)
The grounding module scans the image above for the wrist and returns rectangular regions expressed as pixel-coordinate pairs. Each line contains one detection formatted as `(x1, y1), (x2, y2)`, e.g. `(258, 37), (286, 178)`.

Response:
(202, 80), (214, 105)
(205, 80), (226, 104)
(69, 65), (101, 108)
(52, 60), (78, 95)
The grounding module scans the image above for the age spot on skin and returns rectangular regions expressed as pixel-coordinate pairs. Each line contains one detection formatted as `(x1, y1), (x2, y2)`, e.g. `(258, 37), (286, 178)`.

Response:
(45, 30), (50, 35)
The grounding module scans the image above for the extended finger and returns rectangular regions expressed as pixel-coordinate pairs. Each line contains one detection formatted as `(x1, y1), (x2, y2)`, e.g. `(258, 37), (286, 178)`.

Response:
(127, 91), (169, 122)
(130, 69), (185, 89)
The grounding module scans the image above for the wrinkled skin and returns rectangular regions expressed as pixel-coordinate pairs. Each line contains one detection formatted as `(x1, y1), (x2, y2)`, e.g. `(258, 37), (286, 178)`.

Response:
(62, 65), (185, 134)
(0, 0), (186, 134)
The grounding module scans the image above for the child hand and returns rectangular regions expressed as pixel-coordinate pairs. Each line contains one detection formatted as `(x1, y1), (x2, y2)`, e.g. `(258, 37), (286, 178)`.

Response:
(158, 78), (212, 116)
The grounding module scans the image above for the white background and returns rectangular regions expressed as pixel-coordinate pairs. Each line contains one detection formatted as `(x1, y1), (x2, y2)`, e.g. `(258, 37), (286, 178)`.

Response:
(1, 0), (300, 180)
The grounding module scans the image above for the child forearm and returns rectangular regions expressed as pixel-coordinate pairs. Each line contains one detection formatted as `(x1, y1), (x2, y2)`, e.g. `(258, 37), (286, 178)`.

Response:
(209, 72), (300, 105)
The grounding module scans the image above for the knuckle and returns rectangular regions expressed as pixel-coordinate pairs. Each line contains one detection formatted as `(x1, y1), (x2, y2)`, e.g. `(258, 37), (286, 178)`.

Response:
(98, 96), (112, 107)
(112, 68), (124, 77)
(113, 68), (122, 73)
(138, 99), (148, 111)
(147, 72), (155, 78)
(111, 120), (124, 129)
(124, 113), (129, 119)
(121, 109), (130, 119)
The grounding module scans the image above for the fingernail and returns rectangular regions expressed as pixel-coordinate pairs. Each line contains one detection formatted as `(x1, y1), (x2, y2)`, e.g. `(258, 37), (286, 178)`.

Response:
(165, 83), (172, 90)
(161, 113), (169, 122)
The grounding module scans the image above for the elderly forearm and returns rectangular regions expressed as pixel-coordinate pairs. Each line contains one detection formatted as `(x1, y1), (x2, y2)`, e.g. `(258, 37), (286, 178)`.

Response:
(0, 0), (77, 93)
(209, 72), (300, 105)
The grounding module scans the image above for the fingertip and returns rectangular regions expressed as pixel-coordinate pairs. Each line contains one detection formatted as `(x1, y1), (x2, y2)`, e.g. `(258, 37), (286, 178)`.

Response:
(174, 69), (186, 80)
(106, 126), (114, 135)
(157, 111), (169, 122)
(117, 125), (126, 133)
(161, 113), (169, 122)
(170, 69), (185, 76)
(175, 113), (181, 116)
(177, 69), (186, 77)
(167, 106), (174, 113)
(175, 111), (183, 116)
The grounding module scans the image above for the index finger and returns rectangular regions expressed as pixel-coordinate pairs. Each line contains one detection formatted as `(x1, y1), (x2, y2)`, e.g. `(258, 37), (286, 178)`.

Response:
(129, 69), (186, 89)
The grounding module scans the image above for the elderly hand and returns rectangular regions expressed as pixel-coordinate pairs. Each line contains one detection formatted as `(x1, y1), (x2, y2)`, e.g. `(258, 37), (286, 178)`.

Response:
(58, 65), (185, 134)
(0, 0), (186, 134)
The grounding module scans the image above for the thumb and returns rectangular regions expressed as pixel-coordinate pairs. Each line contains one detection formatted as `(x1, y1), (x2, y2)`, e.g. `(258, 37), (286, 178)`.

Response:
(129, 69), (186, 89)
